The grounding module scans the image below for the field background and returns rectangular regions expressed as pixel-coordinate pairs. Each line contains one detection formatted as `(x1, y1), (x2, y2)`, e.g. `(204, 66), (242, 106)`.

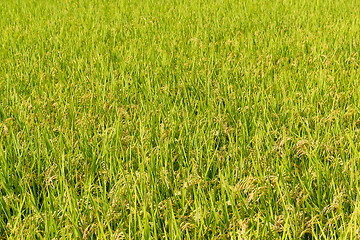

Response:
(1, 0), (360, 239)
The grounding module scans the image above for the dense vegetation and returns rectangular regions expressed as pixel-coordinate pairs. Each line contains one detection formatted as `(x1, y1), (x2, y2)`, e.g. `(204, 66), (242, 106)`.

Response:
(1, 0), (360, 238)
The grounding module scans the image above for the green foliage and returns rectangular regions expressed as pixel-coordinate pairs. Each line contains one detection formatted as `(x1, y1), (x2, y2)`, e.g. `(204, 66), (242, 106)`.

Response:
(1, 0), (360, 238)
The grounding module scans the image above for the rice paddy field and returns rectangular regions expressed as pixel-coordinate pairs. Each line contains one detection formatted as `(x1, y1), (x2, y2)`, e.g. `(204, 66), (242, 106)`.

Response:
(1, 0), (360, 239)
